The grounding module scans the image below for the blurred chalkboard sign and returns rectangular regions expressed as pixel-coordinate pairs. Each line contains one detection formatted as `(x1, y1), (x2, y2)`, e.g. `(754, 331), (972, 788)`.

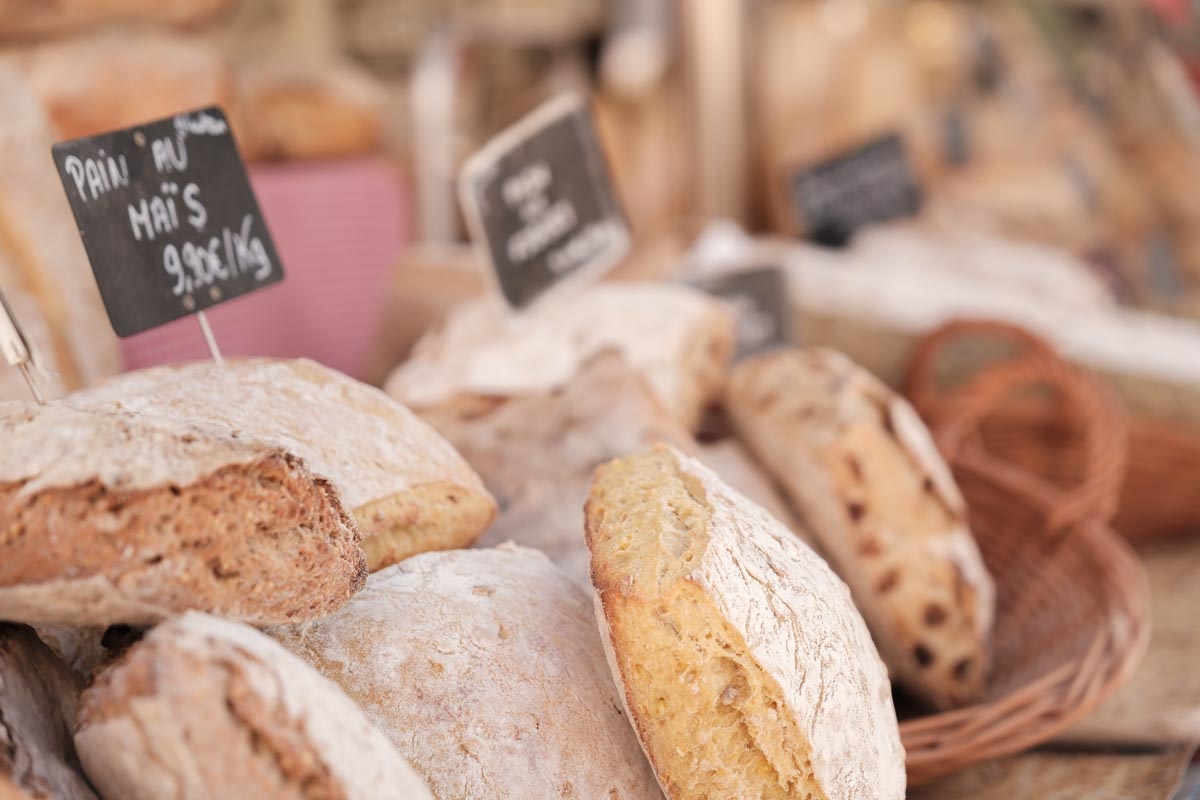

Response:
(52, 106), (283, 337)
(459, 93), (630, 311)
(789, 133), (922, 247)
(689, 267), (791, 360)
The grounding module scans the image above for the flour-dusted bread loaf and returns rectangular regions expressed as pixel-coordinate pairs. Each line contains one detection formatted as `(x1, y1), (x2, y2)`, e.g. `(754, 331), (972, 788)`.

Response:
(75, 613), (432, 800)
(0, 0), (235, 39)
(0, 67), (119, 394)
(424, 351), (692, 586)
(586, 445), (905, 800)
(385, 282), (735, 432)
(69, 358), (496, 572)
(233, 57), (386, 162)
(726, 348), (995, 709)
(0, 30), (231, 141)
(0, 401), (365, 626)
(270, 546), (662, 800)
(0, 625), (97, 800)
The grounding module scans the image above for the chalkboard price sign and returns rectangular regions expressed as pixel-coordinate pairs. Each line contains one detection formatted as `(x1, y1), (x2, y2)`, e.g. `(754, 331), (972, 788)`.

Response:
(689, 267), (792, 360)
(789, 133), (922, 248)
(459, 94), (630, 311)
(52, 106), (283, 337)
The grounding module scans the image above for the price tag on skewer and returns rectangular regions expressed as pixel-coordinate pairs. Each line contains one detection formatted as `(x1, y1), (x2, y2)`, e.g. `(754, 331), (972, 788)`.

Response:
(50, 106), (284, 360)
(688, 267), (792, 360)
(0, 288), (45, 403)
(459, 93), (631, 312)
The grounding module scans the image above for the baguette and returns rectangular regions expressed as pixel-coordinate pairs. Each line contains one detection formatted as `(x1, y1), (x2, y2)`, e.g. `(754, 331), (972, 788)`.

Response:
(586, 445), (905, 799)
(270, 546), (662, 800)
(0, 625), (97, 800)
(726, 348), (994, 708)
(75, 612), (432, 800)
(0, 401), (365, 626)
(69, 358), (496, 571)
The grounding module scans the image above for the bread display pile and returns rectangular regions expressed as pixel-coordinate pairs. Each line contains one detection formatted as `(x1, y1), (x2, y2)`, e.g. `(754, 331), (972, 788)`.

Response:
(0, 252), (1022, 797)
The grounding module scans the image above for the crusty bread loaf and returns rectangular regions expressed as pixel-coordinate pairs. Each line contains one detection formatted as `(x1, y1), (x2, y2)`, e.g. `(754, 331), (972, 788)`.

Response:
(586, 445), (905, 800)
(0, 0), (235, 39)
(70, 358), (496, 571)
(0, 30), (231, 141)
(0, 401), (365, 626)
(0, 67), (119, 392)
(233, 57), (385, 162)
(385, 282), (735, 432)
(0, 625), (97, 800)
(270, 545), (662, 800)
(424, 350), (691, 586)
(75, 612), (432, 800)
(726, 348), (995, 709)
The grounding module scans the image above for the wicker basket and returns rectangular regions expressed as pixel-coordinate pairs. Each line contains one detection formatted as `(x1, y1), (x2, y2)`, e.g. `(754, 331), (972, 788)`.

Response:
(898, 319), (1150, 785)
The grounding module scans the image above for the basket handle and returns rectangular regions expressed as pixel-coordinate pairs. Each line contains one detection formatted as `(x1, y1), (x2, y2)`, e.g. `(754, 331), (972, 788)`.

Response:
(906, 320), (1128, 530)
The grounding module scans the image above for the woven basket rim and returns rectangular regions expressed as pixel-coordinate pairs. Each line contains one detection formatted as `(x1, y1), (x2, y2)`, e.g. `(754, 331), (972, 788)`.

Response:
(900, 319), (1152, 786)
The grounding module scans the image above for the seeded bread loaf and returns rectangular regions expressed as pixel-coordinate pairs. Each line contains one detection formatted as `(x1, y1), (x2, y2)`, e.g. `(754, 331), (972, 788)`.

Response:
(0, 625), (97, 800)
(726, 348), (995, 709)
(75, 612), (432, 800)
(0, 0), (235, 39)
(385, 282), (735, 432)
(0, 67), (119, 393)
(0, 401), (365, 626)
(233, 57), (385, 162)
(69, 358), (496, 571)
(586, 445), (905, 800)
(270, 546), (662, 800)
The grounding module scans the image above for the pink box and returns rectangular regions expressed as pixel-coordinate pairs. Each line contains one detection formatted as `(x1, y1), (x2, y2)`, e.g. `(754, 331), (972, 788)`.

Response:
(119, 158), (408, 381)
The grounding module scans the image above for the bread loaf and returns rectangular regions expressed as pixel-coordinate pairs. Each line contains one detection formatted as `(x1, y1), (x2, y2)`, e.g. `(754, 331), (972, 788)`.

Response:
(233, 57), (386, 162)
(0, 625), (97, 800)
(70, 358), (496, 571)
(1, 30), (231, 141)
(586, 445), (905, 799)
(270, 546), (662, 800)
(696, 438), (809, 543)
(0, 401), (365, 626)
(0, 0), (235, 39)
(75, 612), (432, 800)
(423, 350), (691, 585)
(385, 282), (735, 432)
(0, 67), (120, 393)
(726, 348), (995, 709)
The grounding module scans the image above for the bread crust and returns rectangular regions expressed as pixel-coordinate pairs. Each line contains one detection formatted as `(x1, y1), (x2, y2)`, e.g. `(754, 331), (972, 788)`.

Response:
(0, 624), (96, 800)
(586, 445), (905, 800)
(75, 612), (432, 800)
(385, 283), (735, 431)
(269, 546), (662, 800)
(69, 358), (496, 571)
(0, 402), (365, 626)
(726, 348), (995, 708)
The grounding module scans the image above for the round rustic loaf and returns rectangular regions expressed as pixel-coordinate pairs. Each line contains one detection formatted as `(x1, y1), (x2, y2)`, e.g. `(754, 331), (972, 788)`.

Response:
(726, 347), (995, 709)
(0, 401), (365, 626)
(75, 612), (432, 800)
(385, 282), (735, 432)
(0, 624), (96, 800)
(69, 358), (496, 572)
(269, 545), (662, 800)
(586, 444), (905, 800)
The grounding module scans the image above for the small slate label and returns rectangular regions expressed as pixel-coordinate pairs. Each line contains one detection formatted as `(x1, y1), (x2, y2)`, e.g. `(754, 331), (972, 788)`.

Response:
(52, 106), (283, 337)
(459, 94), (630, 311)
(789, 133), (922, 247)
(689, 267), (791, 360)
